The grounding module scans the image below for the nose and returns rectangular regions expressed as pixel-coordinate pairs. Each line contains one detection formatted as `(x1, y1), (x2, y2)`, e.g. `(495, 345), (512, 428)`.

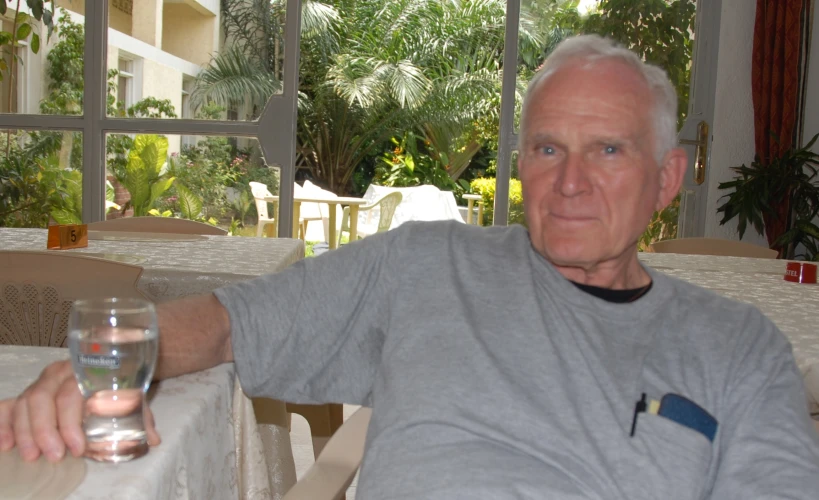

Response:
(554, 152), (592, 197)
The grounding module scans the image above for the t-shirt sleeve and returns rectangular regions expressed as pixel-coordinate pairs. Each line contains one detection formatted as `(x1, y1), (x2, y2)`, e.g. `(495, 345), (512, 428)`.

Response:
(213, 228), (402, 406)
(709, 308), (819, 498)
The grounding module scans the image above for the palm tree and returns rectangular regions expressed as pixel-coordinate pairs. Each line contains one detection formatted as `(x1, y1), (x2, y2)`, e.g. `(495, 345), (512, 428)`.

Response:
(193, 0), (542, 194)
(299, 0), (541, 193)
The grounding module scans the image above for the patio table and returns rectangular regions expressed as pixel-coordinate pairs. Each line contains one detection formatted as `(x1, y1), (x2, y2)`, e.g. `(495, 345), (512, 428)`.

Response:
(292, 196), (368, 249)
(0, 227), (305, 499)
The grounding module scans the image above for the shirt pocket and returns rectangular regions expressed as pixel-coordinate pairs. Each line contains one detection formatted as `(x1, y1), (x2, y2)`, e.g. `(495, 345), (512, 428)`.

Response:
(616, 413), (714, 500)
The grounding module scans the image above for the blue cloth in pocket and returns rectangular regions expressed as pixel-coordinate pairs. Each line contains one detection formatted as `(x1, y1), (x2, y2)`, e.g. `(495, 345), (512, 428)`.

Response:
(658, 393), (718, 442)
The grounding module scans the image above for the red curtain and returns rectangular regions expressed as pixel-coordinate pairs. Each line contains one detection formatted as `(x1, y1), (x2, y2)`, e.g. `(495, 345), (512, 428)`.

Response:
(751, 0), (810, 252)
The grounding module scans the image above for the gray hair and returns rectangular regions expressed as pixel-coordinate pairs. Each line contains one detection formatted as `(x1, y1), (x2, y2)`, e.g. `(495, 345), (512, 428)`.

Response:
(518, 35), (678, 164)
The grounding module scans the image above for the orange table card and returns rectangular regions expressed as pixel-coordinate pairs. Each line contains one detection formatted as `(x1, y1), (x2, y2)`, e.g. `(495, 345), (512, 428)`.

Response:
(47, 224), (89, 250)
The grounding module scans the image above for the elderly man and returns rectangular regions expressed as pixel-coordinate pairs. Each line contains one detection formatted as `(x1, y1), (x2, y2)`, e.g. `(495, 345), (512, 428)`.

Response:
(2, 35), (818, 498)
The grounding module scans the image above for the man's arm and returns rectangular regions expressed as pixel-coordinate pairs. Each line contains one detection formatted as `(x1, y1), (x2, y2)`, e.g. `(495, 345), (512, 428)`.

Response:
(0, 293), (233, 463)
(709, 313), (819, 498)
(154, 293), (233, 379)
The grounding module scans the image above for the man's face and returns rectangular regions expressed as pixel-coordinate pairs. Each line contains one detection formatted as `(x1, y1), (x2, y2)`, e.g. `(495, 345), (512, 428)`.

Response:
(519, 60), (681, 271)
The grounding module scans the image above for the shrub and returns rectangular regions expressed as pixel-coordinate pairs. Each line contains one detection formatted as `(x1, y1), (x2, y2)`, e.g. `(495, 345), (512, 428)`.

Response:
(470, 177), (525, 226)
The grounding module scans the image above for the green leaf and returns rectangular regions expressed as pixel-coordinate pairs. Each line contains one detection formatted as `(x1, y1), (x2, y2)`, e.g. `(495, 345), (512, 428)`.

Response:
(50, 208), (82, 225)
(796, 220), (819, 240)
(25, 0), (43, 19)
(16, 12), (29, 24)
(42, 9), (53, 38)
(30, 33), (39, 53)
(149, 177), (175, 209)
(130, 134), (169, 178)
(175, 183), (203, 220)
(0, 3), (6, 15)
(123, 159), (151, 216)
(16, 23), (32, 41)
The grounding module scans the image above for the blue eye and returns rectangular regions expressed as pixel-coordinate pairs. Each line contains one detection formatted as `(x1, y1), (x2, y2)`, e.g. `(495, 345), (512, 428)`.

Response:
(541, 146), (556, 155)
(604, 145), (618, 154)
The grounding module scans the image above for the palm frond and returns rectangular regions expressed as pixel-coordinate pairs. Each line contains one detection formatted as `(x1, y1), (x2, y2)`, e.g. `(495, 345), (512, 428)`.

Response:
(302, 1), (340, 39)
(190, 47), (281, 111)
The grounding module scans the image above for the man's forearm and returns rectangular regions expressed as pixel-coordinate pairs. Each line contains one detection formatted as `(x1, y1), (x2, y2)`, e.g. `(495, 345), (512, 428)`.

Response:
(154, 293), (234, 379)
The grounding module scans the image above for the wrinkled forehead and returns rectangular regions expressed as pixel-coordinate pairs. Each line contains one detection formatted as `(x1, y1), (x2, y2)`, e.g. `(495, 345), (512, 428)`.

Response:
(524, 60), (655, 137)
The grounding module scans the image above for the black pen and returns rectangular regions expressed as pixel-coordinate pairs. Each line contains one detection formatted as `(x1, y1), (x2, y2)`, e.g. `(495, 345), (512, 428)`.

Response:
(630, 393), (647, 437)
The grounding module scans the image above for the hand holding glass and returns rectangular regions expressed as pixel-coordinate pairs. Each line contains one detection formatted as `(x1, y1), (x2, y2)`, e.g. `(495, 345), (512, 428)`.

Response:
(68, 298), (159, 462)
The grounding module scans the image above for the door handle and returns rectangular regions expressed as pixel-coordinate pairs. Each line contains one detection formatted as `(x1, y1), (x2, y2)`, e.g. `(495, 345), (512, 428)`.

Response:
(678, 121), (709, 185)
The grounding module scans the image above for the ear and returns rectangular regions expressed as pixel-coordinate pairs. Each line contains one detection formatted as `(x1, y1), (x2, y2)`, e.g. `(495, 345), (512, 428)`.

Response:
(655, 147), (688, 211)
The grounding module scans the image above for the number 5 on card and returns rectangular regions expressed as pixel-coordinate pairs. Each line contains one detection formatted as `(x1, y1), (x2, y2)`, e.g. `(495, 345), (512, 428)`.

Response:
(47, 224), (88, 250)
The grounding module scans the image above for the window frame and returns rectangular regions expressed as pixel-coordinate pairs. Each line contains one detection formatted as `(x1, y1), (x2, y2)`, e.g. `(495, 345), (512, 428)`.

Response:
(116, 56), (135, 110)
(0, 0), (520, 231)
(0, 0), (302, 237)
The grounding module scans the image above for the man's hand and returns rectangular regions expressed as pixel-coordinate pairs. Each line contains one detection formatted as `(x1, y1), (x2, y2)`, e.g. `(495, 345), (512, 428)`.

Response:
(0, 360), (160, 462)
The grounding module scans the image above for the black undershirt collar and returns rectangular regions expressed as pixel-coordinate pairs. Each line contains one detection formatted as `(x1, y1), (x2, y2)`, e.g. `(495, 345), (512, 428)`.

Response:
(570, 280), (654, 304)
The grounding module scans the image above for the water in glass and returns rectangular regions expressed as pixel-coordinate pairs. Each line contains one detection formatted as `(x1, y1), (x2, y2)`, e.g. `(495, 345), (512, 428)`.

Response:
(68, 298), (158, 462)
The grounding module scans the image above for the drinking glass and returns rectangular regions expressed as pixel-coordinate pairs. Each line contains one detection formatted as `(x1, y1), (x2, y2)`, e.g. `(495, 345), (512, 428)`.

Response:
(67, 297), (159, 462)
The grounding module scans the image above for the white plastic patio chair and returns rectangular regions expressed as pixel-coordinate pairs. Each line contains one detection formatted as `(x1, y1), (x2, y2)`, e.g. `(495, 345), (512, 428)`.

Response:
(0, 251), (146, 347)
(88, 217), (227, 235)
(294, 181), (326, 241)
(337, 192), (402, 247)
(249, 181), (280, 237)
(282, 407), (371, 500)
(301, 180), (343, 243)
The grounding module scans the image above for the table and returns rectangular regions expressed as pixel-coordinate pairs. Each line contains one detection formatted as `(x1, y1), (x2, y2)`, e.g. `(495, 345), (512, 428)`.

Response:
(0, 228), (306, 499)
(0, 346), (237, 499)
(639, 253), (819, 372)
(639, 252), (819, 416)
(0, 228), (304, 302)
(292, 196), (368, 249)
(462, 194), (484, 226)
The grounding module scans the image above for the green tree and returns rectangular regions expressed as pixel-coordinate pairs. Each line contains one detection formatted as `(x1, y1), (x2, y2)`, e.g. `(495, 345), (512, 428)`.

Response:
(581, 0), (695, 128)
(194, 0), (539, 194)
(121, 135), (175, 217)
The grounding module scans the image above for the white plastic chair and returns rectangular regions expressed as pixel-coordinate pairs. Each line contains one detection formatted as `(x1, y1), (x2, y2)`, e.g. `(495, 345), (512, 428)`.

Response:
(282, 407), (371, 500)
(338, 192), (402, 246)
(0, 251), (146, 347)
(301, 180), (343, 243)
(88, 217), (227, 235)
(294, 181), (327, 241)
(249, 182), (280, 237)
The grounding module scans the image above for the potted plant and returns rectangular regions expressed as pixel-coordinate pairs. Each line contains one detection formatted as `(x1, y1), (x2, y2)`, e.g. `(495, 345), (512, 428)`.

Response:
(717, 133), (819, 260)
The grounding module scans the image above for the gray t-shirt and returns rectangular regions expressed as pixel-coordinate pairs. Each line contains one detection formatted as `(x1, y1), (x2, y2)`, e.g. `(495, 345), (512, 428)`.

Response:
(214, 221), (819, 499)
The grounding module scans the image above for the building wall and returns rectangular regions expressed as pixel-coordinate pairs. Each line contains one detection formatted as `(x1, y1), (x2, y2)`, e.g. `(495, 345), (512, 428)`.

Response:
(703, 0), (767, 246)
(141, 59), (185, 153)
(63, 0), (132, 36)
(803, 7), (819, 150)
(705, 0), (817, 246)
(108, 0), (133, 36)
(162, 4), (216, 67)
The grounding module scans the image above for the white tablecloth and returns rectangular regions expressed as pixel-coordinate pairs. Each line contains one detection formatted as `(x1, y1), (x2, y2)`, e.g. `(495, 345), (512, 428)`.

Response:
(639, 252), (819, 415)
(0, 228), (305, 499)
(0, 228), (304, 303)
(0, 346), (237, 499)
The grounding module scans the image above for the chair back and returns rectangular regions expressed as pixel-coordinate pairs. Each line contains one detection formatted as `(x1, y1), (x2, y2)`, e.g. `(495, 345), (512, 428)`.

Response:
(88, 217), (227, 236)
(649, 238), (778, 259)
(249, 182), (274, 220)
(281, 407), (372, 500)
(0, 251), (145, 347)
(374, 192), (403, 233)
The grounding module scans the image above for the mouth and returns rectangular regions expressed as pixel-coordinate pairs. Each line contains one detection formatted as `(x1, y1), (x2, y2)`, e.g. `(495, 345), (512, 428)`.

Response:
(548, 212), (597, 224)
